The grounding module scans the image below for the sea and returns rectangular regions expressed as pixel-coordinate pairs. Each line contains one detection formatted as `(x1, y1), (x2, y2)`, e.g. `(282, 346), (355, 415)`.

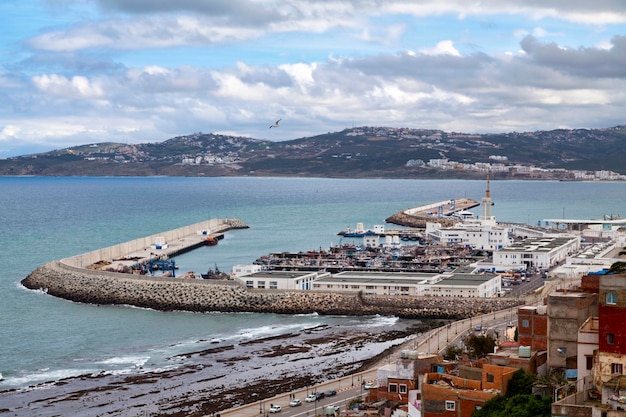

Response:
(0, 176), (624, 392)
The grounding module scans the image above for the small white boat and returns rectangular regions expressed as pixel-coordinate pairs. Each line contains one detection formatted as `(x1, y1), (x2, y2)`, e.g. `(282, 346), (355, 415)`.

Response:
(0, 372), (4, 381)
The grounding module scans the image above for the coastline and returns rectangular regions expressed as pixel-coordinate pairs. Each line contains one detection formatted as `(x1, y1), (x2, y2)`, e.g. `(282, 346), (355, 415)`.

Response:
(0, 314), (431, 417)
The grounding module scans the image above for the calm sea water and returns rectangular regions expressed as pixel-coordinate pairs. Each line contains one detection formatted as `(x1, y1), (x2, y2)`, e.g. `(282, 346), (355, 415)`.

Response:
(1, 176), (624, 389)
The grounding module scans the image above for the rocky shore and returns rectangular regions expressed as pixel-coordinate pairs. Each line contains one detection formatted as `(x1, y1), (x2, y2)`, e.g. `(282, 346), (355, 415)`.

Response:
(21, 262), (522, 319)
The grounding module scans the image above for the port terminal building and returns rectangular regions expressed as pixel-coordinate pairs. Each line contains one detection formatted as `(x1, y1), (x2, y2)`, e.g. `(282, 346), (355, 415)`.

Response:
(232, 267), (502, 298)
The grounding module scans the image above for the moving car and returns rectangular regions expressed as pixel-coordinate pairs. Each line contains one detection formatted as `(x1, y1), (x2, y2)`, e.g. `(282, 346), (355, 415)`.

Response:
(289, 399), (302, 407)
(305, 394), (317, 403)
(269, 405), (281, 413)
(364, 382), (378, 390)
(324, 389), (337, 397)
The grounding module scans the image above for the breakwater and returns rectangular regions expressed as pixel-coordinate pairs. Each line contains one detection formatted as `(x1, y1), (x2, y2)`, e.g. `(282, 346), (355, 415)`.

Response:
(22, 261), (522, 319)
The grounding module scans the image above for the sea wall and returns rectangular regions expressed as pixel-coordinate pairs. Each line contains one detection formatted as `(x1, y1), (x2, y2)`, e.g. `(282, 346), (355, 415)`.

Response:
(22, 261), (523, 319)
(61, 218), (248, 268)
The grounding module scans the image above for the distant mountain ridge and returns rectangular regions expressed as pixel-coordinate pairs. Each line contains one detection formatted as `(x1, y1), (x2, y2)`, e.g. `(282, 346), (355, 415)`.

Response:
(1, 125), (625, 179)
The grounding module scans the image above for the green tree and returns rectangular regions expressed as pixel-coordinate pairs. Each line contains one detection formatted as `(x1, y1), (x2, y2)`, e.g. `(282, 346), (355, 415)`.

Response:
(472, 369), (551, 417)
(506, 369), (535, 397)
(442, 345), (464, 361)
(463, 333), (496, 359)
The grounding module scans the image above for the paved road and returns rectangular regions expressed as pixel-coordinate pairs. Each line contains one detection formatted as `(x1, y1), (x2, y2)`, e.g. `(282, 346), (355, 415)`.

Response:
(218, 304), (526, 417)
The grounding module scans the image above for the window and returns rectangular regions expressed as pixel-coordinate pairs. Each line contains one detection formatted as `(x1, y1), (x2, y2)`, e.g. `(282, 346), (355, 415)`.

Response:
(612, 363), (623, 374)
(245, 281), (253, 288)
(606, 292), (617, 305)
(486, 373), (495, 383)
(445, 401), (455, 411)
(607, 333), (615, 344)
(257, 280), (265, 289)
(522, 319), (530, 328)
(586, 356), (593, 370)
(269, 281), (278, 289)
(399, 384), (407, 394)
(388, 383), (397, 393)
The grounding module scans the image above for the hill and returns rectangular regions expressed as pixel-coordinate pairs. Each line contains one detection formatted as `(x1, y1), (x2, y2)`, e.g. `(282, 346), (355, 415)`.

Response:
(1, 125), (625, 179)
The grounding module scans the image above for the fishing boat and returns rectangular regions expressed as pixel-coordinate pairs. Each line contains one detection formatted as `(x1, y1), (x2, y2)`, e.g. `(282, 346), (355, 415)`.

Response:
(204, 236), (218, 246)
(201, 264), (230, 280)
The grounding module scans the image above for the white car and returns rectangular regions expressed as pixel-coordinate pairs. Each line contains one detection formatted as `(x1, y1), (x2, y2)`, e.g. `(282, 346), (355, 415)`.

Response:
(305, 393), (317, 402)
(289, 399), (302, 407)
(269, 405), (281, 413)
(364, 382), (378, 390)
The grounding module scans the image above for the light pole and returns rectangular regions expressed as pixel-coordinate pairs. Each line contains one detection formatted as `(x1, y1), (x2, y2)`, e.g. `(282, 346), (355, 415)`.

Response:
(352, 356), (355, 386)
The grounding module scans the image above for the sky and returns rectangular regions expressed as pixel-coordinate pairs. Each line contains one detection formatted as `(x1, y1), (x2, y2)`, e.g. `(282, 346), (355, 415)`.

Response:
(1, 1), (626, 157)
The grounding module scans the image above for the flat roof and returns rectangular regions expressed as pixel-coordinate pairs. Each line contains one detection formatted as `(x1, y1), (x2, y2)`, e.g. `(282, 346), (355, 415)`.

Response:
(245, 270), (315, 279)
(496, 236), (577, 252)
(316, 270), (497, 287)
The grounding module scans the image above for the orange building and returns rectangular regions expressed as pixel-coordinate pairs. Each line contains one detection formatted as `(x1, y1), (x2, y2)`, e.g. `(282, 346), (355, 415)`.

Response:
(421, 364), (518, 417)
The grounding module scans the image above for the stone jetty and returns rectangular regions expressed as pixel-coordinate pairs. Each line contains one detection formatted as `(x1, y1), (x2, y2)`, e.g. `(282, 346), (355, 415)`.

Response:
(386, 197), (479, 228)
(22, 261), (522, 319)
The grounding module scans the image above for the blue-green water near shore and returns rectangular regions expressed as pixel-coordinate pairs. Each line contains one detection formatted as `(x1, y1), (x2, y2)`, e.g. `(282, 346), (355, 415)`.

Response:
(1, 176), (624, 389)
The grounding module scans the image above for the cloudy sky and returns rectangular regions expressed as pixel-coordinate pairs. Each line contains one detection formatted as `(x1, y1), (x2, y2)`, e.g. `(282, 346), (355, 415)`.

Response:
(1, 1), (626, 157)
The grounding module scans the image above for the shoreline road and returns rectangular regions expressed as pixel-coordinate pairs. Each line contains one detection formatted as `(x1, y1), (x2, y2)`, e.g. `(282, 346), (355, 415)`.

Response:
(217, 307), (521, 417)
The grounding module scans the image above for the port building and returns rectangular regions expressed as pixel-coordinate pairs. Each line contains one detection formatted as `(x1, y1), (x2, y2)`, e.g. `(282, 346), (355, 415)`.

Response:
(231, 267), (331, 290)
(312, 270), (502, 298)
(491, 236), (581, 271)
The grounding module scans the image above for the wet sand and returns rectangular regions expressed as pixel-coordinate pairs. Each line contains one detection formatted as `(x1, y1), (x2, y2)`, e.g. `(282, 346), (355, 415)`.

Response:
(0, 319), (435, 417)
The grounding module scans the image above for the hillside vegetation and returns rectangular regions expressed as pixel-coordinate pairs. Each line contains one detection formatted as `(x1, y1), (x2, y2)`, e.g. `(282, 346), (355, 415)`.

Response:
(1, 125), (625, 179)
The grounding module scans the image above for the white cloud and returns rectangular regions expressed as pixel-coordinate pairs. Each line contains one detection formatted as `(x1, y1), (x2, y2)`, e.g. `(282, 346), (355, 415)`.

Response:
(0, 125), (20, 141)
(419, 40), (461, 56)
(32, 74), (104, 99)
(2, 0), (626, 156)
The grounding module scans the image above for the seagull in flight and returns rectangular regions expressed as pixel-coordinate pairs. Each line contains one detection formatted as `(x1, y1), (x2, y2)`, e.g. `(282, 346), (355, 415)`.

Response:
(269, 119), (281, 128)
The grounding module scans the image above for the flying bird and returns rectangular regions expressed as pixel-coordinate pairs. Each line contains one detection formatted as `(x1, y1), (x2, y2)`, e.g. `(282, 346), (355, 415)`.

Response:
(269, 119), (281, 128)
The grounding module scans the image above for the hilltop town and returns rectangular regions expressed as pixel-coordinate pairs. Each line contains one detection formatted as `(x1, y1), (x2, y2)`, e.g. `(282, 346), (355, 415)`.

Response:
(1, 125), (626, 179)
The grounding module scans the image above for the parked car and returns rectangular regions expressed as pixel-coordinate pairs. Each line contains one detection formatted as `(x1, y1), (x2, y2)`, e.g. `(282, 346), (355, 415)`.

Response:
(269, 405), (281, 413)
(324, 389), (337, 397)
(315, 391), (325, 400)
(364, 382), (378, 390)
(289, 399), (302, 407)
(305, 394), (317, 403)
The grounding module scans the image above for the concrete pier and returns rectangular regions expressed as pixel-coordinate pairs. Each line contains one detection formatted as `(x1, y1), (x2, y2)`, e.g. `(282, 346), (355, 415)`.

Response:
(61, 218), (248, 271)
(386, 197), (480, 228)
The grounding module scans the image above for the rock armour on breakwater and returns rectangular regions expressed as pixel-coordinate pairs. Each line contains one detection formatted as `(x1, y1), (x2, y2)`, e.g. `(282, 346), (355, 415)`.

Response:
(21, 262), (523, 319)
(385, 211), (457, 228)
